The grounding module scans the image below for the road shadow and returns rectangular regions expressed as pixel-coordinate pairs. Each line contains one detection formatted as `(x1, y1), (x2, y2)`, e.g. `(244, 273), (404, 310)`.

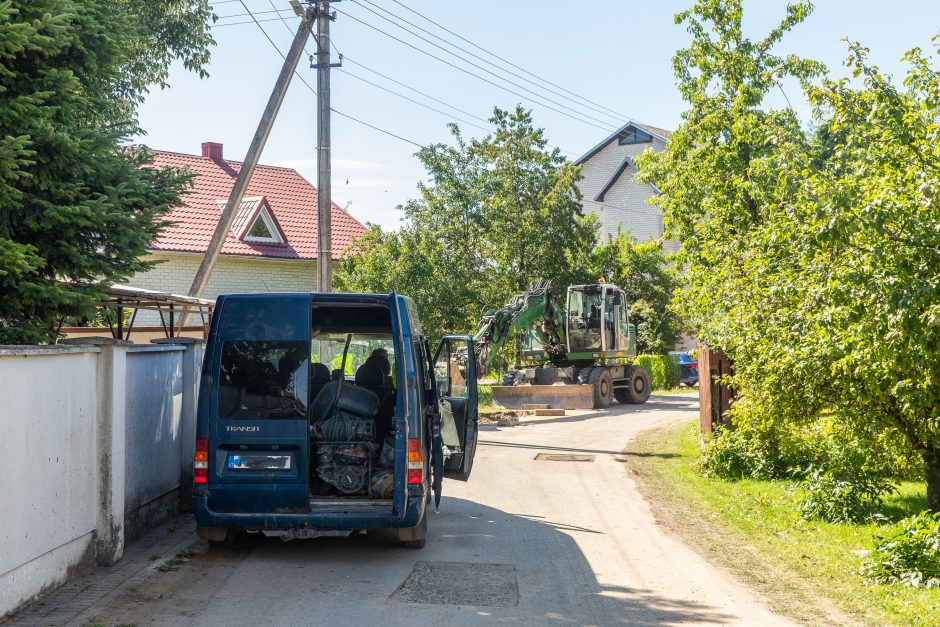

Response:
(73, 498), (741, 625)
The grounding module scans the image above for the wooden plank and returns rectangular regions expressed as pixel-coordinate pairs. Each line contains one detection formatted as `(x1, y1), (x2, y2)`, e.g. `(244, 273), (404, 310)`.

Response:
(697, 343), (713, 437)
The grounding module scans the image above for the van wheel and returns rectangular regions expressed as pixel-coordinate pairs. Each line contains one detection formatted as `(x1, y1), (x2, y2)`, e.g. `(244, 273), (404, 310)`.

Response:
(199, 526), (238, 547)
(399, 509), (428, 549)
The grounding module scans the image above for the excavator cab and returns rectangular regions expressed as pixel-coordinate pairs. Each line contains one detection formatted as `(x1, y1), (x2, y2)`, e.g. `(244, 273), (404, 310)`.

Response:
(565, 284), (635, 358)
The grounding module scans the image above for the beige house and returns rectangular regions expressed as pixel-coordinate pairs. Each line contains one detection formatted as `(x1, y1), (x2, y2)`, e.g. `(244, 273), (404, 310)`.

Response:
(574, 122), (673, 249)
(127, 142), (367, 332)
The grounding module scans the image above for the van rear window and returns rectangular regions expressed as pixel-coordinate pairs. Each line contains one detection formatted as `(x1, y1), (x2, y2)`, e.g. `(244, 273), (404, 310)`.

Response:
(218, 341), (308, 419)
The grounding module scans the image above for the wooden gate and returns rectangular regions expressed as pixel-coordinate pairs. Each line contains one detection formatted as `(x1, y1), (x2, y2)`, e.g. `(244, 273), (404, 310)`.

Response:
(697, 344), (734, 437)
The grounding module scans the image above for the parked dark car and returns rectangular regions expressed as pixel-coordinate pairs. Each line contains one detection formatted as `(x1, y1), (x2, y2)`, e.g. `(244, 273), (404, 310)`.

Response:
(668, 351), (698, 386)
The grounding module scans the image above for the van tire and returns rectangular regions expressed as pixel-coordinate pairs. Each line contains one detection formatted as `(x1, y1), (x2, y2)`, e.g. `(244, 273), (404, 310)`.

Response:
(399, 509), (428, 549)
(199, 526), (238, 547)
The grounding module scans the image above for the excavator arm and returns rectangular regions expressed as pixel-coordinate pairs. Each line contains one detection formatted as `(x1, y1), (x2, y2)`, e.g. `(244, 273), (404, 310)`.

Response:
(472, 280), (568, 376)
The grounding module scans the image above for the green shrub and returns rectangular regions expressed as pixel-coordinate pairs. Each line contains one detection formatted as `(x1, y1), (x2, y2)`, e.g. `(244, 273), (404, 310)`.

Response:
(697, 425), (798, 480)
(478, 384), (493, 407)
(861, 511), (940, 588)
(797, 468), (896, 523)
(635, 354), (680, 390)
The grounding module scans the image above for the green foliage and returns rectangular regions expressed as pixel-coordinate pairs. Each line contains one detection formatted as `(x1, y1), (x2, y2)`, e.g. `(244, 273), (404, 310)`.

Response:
(698, 425), (800, 481)
(698, 409), (919, 486)
(862, 512), (940, 588)
(637, 0), (940, 510)
(589, 232), (684, 354)
(0, 1), (215, 343)
(798, 468), (896, 524)
(635, 354), (680, 390)
(336, 106), (596, 341)
(478, 384), (492, 408)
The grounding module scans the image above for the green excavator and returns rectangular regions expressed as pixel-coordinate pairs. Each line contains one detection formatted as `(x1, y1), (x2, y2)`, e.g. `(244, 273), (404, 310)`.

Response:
(472, 279), (652, 408)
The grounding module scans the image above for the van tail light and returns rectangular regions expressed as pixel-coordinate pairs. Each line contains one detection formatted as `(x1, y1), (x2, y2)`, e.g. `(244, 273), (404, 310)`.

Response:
(194, 437), (209, 485)
(407, 438), (424, 485)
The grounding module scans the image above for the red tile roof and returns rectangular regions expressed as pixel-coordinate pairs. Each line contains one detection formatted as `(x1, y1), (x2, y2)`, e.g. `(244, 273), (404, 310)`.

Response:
(148, 149), (367, 260)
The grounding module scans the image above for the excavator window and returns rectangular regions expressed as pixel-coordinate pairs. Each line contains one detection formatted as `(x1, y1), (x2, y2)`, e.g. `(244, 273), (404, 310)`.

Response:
(567, 289), (602, 351)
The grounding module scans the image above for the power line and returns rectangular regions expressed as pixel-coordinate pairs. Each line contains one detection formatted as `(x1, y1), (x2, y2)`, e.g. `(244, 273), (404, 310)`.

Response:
(215, 15), (296, 27)
(387, 0), (634, 123)
(338, 67), (493, 134)
(343, 56), (491, 126)
(335, 6), (618, 132)
(260, 1), (512, 148)
(353, 0), (627, 126)
(216, 7), (293, 20)
(256, 3), (579, 155)
(239, 0), (426, 149)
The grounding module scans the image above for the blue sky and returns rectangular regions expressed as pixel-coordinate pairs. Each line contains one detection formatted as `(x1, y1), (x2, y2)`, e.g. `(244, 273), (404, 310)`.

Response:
(136, 1), (940, 230)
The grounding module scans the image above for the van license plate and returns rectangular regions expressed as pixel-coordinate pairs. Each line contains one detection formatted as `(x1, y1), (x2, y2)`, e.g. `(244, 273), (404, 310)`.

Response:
(226, 454), (292, 470)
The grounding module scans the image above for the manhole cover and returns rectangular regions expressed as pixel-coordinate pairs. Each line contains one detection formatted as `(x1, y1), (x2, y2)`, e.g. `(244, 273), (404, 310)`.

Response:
(534, 453), (595, 462)
(391, 561), (519, 606)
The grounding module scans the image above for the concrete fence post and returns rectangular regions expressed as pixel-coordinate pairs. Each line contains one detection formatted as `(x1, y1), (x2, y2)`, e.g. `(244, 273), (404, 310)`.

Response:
(62, 337), (131, 565)
(152, 337), (205, 511)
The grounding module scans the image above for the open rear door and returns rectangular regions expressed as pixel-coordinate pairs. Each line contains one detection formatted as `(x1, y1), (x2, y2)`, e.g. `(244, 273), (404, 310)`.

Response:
(432, 335), (478, 481)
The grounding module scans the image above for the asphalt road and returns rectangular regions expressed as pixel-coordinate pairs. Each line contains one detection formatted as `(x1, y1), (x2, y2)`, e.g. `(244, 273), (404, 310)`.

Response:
(65, 393), (790, 626)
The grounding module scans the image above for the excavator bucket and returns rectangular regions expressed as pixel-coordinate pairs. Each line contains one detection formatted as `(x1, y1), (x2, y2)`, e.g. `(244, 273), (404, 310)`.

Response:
(490, 383), (595, 410)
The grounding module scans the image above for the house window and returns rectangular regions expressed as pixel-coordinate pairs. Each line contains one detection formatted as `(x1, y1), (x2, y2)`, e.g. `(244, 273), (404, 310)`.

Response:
(618, 126), (653, 145)
(244, 208), (284, 244)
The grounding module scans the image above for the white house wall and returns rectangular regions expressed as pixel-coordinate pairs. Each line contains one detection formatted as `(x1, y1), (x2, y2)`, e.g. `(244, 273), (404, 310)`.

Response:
(0, 341), (204, 620)
(577, 136), (676, 250)
(0, 347), (99, 619)
(130, 252), (318, 326)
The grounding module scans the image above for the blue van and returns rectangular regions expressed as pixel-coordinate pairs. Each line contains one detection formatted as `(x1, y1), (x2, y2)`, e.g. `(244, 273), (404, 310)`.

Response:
(192, 292), (479, 548)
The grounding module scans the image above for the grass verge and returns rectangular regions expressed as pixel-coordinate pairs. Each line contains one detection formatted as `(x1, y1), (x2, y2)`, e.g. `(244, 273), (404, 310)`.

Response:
(627, 421), (938, 626)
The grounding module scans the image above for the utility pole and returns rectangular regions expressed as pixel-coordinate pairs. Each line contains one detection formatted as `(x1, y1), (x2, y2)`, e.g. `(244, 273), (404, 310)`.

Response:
(180, 5), (314, 328)
(315, 0), (336, 292)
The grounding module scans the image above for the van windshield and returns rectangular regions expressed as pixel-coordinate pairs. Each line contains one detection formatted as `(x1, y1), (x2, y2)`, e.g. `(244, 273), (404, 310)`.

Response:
(218, 340), (308, 419)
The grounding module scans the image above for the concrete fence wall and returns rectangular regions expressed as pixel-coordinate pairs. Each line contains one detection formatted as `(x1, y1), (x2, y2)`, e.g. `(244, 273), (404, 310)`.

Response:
(0, 338), (204, 620)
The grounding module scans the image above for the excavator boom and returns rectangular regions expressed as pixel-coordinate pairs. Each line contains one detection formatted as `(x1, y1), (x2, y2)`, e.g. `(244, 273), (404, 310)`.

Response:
(472, 280), (566, 375)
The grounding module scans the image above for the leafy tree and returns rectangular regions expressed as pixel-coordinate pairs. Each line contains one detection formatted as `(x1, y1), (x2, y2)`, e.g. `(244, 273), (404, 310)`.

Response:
(336, 106), (596, 342)
(590, 232), (683, 354)
(0, 1), (215, 343)
(795, 39), (940, 511)
(639, 0), (940, 512)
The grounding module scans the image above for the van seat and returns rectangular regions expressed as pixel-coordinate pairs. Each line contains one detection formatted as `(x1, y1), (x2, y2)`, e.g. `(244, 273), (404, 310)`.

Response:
(355, 362), (395, 442)
(310, 363), (331, 403)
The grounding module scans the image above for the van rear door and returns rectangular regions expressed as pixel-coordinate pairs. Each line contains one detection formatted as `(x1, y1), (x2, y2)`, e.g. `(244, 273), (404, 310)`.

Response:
(207, 294), (311, 513)
(433, 336), (479, 481)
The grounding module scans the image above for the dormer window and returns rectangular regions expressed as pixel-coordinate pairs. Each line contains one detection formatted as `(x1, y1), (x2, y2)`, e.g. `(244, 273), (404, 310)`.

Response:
(618, 126), (653, 145)
(217, 196), (285, 245)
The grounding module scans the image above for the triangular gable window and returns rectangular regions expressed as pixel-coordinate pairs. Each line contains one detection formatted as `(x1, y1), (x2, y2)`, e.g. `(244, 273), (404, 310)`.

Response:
(243, 206), (283, 243)
(216, 196), (285, 244)
(618, 125), (653, 145)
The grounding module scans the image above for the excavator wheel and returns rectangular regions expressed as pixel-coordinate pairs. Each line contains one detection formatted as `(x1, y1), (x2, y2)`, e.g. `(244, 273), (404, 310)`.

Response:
(588, 367), (613, 409)
(615, 366), (652, 404)
(502, 370), (525, 386)
(576, 367), (593, 384)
